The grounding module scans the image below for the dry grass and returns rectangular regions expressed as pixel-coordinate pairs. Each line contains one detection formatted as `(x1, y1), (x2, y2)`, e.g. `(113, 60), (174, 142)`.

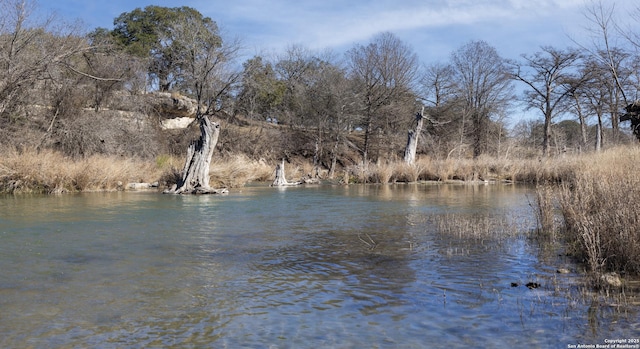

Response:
(434, 213), (519, 240)
(0, 148), (288, 193)
(533, 184), (559, 237)
(0, 148), (163, 194)
(340, 154), (580, 184)
(209, 154), (273, 188)
(556, 147), (640, 278)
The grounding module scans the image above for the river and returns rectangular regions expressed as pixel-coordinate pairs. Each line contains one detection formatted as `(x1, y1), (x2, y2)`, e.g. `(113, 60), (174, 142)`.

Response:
(0, 184), (638, 348)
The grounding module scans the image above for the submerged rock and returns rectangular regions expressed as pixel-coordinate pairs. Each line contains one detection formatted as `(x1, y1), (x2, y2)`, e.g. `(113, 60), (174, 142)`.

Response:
(526, 282), (541, 289)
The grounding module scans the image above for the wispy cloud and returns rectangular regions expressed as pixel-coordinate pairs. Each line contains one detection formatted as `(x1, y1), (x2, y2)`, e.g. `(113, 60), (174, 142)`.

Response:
(44, 0), (640, 62)
(203, 0), (595, 58)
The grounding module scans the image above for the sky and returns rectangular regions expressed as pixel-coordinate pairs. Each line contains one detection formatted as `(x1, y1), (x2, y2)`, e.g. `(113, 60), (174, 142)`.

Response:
(43, 0), (639, 65)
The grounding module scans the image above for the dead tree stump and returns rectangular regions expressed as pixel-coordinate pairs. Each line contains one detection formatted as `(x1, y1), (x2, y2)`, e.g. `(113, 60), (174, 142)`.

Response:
(271, 159), (301, 187)
(404, 106), (425, 164)
(164, 115), (228, 194)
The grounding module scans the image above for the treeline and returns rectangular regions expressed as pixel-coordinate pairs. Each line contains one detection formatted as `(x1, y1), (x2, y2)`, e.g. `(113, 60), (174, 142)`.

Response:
(1, 0), (639, 168)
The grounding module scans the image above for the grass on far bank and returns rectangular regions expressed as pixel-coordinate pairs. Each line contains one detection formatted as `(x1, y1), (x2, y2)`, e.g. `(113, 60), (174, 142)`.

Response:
(0, 148), (165, 194)
(343, 153), (578, 184)
(0, 148), (275, 194)
(0, 145), (631, 193)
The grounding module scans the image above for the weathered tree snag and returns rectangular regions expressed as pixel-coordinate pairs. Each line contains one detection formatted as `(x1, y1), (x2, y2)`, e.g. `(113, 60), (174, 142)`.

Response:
(404, 107), (425, 164)
(164, 115), (228, 194)
(271, 159), (301, 187)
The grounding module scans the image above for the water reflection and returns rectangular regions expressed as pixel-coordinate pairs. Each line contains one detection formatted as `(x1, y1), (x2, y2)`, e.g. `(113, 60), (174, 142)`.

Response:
(0, 185), (637, 348)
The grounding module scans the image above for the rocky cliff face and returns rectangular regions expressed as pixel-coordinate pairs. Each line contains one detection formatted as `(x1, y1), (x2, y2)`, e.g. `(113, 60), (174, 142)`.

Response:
(148, 92), (197, 118)
(146, 92), (197, 130)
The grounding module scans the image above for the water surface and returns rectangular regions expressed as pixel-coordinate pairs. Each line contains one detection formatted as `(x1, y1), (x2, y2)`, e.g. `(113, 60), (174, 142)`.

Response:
(0, 184), (637, 348)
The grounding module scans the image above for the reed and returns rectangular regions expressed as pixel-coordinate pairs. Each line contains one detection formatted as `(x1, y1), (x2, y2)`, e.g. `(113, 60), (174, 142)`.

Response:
(556, 147), (640, 278)
(0, 148), (162, 193)
(209, 154), (273, 188)
(433, 213), (519, 240)
(533, 184), (558, 237)
(342, 155), (580, 184)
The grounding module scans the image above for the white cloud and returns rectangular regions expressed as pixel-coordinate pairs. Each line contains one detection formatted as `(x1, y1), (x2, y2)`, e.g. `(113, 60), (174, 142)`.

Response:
(207, 0), (594, 53)
(49, 0), (639, 62)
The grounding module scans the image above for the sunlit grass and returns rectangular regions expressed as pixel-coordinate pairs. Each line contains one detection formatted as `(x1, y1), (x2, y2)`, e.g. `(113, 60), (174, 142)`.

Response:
(556, 147), (640, 278)
(0, 148), (162, 193)
(522, 146), (640, 284)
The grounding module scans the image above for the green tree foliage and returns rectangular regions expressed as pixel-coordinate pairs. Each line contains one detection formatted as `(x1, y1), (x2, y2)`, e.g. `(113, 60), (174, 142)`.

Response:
(111, 6), (221, 92)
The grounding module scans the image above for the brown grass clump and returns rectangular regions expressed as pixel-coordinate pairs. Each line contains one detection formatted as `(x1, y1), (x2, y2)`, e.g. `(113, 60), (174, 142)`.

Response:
(209, 154), (274, 188)
(0, 148), (279, 193)
(0, 148), (163, 194)
(557, 147), (640, 277)
(533, 184), (559, 237)
(342, 154), (578, 184)
(433, 213), (518, 241)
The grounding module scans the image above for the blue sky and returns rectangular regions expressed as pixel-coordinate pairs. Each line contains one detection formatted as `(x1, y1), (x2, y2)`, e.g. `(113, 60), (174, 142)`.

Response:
(43, 0), (639, 64)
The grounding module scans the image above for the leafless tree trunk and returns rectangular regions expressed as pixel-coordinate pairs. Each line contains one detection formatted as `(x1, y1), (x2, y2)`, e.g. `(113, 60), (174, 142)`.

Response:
(163, 11), (240, 194)
(571, 93), (589, 151)
(404, 107), (425, 164)
(271, 159), (301, 186)
(595, 121), (602, 152)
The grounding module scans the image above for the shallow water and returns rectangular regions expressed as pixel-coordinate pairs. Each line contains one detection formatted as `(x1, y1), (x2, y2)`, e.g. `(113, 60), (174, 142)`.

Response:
(0, 184), (637, 348)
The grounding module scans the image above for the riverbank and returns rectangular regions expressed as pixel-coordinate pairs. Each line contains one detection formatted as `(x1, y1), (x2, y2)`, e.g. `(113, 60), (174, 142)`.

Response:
(0, 148), (275, 194)
(0, 146), (634, 193)
(536, 146), (640, 281)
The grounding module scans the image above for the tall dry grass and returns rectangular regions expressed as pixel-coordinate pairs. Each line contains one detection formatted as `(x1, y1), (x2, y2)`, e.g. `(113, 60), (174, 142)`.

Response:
(342, 154), (580, 184)
(0, 148), (163, 194)
(209, 154), (274, 188)
(555, 147), (640, 278)
(0, 149), (284, 193)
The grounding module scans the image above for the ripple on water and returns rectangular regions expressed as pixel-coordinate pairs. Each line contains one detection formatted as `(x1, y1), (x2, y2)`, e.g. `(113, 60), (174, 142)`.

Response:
(1, 187), (640, 348)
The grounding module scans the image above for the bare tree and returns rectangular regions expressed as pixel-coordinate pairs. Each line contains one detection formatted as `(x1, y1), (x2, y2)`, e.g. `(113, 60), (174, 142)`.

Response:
(511, 46), (583, 156)
(0, 0), (86, 120)
(347, 32), (419, 165)
(450, 41), (513, 158)
(275, 44), (314, 127)
(579, 1), (633, 142)
(0, 0), (103, 151)
(418, 62), (461, 158)
(303, 55), (356, 177)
